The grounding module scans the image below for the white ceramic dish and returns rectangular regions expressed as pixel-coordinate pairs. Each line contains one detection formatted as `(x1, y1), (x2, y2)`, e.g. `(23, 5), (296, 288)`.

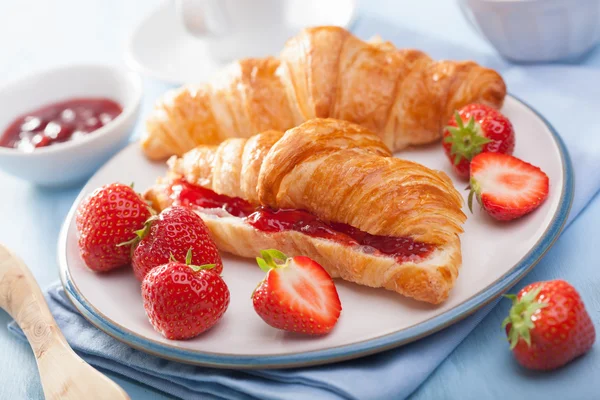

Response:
(124, 0), (357, 85)
(459, 0), (600, 62)
(58, 95), (572, 368)
(0, 64), (142, 187)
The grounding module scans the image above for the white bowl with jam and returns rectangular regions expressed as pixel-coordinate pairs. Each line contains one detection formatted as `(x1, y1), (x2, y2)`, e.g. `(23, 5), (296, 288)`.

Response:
(0, 64), (142, 187)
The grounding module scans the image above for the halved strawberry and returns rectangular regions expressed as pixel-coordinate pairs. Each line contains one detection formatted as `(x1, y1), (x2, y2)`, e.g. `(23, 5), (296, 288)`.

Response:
(469, 153), (549, 221)
(251, 250), (342, 335)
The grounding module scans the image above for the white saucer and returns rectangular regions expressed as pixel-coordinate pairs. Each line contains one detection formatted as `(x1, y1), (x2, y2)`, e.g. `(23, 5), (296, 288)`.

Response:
(124, 0), (357, 85)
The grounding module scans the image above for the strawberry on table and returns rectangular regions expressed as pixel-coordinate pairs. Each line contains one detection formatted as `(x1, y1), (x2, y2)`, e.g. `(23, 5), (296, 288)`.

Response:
(469, 152), (549, 221)
(443, 103), (515, 179)
(130, 206), (222, 281)
(77, 182), (153, 272)
(503, 280), (595, 370)
(142, 249), (230, 340)
(252, 249), (342, 335)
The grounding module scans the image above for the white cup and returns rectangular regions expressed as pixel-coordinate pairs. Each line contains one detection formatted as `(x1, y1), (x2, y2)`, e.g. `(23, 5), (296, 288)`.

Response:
(175, 0), (292, 61)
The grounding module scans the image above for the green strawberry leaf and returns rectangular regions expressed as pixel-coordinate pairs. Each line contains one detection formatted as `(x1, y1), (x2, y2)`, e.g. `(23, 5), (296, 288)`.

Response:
(445, 113), (491, 163)
(502, 285), (548, 349)
(256, 257), (271, 273)
(185, 248), (193, 265)
(116, 215), (158, 251)
(256, 249), (290, 272)
(468, 190), (475, 213)
(190, 263), (216, 272)
(260, 249), (288, 263)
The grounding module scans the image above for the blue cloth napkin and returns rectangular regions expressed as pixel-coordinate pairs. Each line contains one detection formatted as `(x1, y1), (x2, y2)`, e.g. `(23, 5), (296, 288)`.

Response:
(9, 64), (600, 400)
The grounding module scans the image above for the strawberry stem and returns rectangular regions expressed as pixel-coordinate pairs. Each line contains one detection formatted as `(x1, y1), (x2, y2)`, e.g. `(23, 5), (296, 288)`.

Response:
(445, 112), (491, 164)
(502, 285), (548, 349)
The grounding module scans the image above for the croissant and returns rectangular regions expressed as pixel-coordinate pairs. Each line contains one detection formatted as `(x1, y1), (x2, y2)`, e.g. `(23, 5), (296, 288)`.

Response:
(146, 119), (466, 304)
(142, 26), (506, 160)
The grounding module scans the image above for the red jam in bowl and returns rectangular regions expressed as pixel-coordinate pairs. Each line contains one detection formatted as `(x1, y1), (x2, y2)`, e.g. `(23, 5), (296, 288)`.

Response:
(170, 180), (435, 263)
(0, 97), (122, 151)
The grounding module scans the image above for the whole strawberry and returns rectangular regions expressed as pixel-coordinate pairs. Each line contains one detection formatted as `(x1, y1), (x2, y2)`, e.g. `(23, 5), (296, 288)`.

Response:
(131, 206), (222, 281)
(252, 249), (342, 335)
(443, 103), (515, 179)
(503, 280), (595, 370)
(142, 250), (230, 340)
(77, 183), (152, 272)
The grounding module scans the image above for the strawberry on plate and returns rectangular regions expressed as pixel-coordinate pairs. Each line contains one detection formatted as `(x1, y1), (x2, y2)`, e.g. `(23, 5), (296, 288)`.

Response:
(77, 182), (153, 272)
(142, 249), (230, 340)
(130, 206), (222, 281)
(503, 280), (595, 370)
(443, 103), (515, 179)
(252, 249), (342, 335)
(469, 152), (549, 221)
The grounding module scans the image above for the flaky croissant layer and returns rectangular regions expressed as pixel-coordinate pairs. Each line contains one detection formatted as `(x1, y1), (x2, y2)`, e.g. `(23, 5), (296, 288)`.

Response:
(146, 119), (467, 303)
(143, 26), (506, 160)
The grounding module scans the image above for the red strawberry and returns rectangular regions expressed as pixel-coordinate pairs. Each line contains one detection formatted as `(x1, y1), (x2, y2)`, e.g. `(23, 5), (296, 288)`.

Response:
(142, 249), (230, 340)
(252, 249), (342, 335)
(443, 103), (515, 179)
(77, 183), (153, 272)
(131, 206), (222, 281)
(469, 153), (549, 221)
(503, 280), (595, 370)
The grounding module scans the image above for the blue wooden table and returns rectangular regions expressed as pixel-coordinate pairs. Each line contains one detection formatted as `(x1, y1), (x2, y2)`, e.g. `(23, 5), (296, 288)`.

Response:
(1, 1), (599, 399)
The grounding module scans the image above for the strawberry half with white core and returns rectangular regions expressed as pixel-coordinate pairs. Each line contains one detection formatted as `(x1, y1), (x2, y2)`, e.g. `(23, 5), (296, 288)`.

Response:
(443, 103), (515, 179)
(252, 249), (342, 335)
(469, 152), (549, 221)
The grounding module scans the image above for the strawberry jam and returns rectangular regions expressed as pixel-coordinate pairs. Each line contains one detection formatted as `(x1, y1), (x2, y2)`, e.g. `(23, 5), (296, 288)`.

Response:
(0, 98), (122, 151)
(246, 208), (358, 246)
(170, 180), (435, 262)
(171, 180), (255, 217)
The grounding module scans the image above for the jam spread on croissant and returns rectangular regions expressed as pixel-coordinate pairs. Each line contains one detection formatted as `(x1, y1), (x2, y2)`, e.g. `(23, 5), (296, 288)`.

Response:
(171, 180), (435, 262)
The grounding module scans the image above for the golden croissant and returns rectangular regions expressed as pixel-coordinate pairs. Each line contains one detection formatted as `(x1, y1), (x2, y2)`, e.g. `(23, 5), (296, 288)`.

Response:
(146, 119), (466, 304)
(142, 26), (506, 160)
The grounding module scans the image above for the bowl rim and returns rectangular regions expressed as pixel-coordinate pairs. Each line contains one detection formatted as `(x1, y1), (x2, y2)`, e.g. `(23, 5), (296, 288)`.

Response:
(0, 63), (143, 157)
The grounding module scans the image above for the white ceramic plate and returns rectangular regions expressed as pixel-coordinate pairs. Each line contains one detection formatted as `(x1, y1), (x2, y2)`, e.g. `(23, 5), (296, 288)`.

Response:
(58, 95), (573, 368)
(125, 0), (357, 85)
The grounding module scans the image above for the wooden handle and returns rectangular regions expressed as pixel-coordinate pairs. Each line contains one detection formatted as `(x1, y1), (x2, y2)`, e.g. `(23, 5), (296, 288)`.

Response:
(0, 244), (130, 400)
(0, 244), (66, 354)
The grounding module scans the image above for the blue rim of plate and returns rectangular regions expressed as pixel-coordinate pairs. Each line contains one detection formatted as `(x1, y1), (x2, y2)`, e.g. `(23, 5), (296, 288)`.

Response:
(58, 94), (574, 369)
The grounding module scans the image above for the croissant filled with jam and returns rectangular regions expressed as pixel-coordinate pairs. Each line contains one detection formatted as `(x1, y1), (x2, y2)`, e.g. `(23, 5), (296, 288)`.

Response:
(146, 119), (466, 304)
